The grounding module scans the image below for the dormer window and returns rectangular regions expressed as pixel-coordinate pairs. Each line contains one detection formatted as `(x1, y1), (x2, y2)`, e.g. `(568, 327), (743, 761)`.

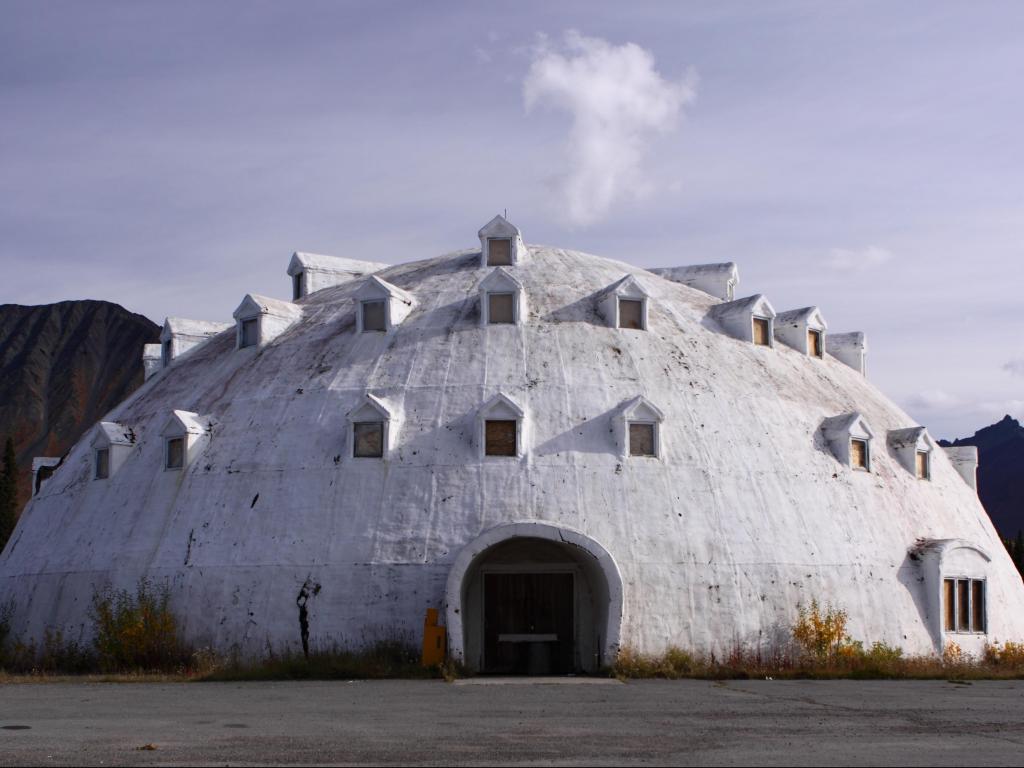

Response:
(94, 448), (110, 480)
(162, 340), (172, 367)
(292, 272), (304, 301)
(752, 317), (772, 347)
(478, 215), (526, 268)
(944, 578), (986, 633)
(850, 438), (870, 471)
(615, 396), (664, 459)
(916, 450), (931, 480)
(233, 294), (302, 350)
(598, 275), (650, 330)
(774, 306), (827, 358)
(347, 394), (395, 460)
(487, 238), (513, 266)
(478, 393), (526, 459)
(161, 317), (232, 367)
(479, 269), (525, 327)
(361, 300), (387, 332)
(828, 331), (867, 376)
(821, 413), (874, 472)
(239, 318), (258, 348)
(165, 437), (185, 470)
(809, 329), (823, 358)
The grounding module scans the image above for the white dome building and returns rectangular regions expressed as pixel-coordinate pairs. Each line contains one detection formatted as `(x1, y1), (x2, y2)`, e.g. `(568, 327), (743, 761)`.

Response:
(3, 215), (1022, 674)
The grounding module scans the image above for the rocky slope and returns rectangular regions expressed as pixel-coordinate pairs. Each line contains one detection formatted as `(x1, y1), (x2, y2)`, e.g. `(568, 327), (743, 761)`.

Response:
(0, 301), (159, 509)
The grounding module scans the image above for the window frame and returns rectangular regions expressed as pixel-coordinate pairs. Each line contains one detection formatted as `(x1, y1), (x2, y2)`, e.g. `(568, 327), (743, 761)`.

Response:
(486, 237), (513, 267)
(360, 299), (388, 332)
(618, 298), (646, 331)
(484, 419), (519, 457)
(161, 339), (172, 367)
(165, 437), (185, 471)
(352, 420), (386, 459)
(486, 291), (516, 325)
(850, 437), (870, 472)
(238, 317), (259, 349)
(752, 316), (773, 347)
(943, 577), (986, 634)
(94, 448), (110, 480)
(627, 421), (658, 458)
(915, 449), (931, 480)
(808, 328), (824, 358)
(292, 272), (304, 301)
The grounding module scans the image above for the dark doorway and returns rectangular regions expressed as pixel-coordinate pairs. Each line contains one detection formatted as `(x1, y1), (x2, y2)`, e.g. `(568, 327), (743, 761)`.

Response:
(482, 572), (574, 675)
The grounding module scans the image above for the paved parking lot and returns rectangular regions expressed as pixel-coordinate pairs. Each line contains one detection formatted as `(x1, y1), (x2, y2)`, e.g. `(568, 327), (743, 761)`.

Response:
(1, 678), (1023, 765)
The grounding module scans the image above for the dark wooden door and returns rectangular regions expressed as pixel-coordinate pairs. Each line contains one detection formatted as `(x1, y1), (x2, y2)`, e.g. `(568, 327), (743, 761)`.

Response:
(483, 573), (574, 675)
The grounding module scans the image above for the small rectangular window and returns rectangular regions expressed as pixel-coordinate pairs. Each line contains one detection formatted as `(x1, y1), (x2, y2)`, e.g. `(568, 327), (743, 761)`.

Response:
(943, 578), (956, 632)
(166, 437), (185, 470)
(162, 340), (172, 366)
(618, 299), (644, 330)
(971, 580), (985, 633)
(95, 448), (110, 479)
(850, 438), (869, 470)
(362, 300), (387, 332)
(487, 238), (512, 266)
(353, 422), (384, 458)
(752, 317), (771, 346)
(808, 329), (823, 358)
(956, 578), (970, 632)
(240, 318), (258, 348)
(292, 273), (303, 301)
(628, 422), (656, 457)
(487, 293), (515, 324)
(485, 420), (517, 456)
(915, 450), (930, 479)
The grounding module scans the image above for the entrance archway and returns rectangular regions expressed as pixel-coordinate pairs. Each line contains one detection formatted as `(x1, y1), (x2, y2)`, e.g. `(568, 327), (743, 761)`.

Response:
(445, 522), (623, 674)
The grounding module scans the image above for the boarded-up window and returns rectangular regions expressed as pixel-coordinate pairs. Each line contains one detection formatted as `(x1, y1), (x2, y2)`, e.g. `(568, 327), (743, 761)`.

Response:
(972, 580), (986, 633)
(943, 579), (956, 632)
(292, 273), (303, 300)
(752, 317), (771, 346)
(915, 450), (930, 479)
(618, 299), (644, 330)
(629, 422), (656, 457)
(162, 340), (172, 366)
(362, 300), (386, 331)
(95, 448), (110, 479)
(240, 318), (258, 348)
(957, 579), (970, 632)
(166, 437), (185, 470)
(808, 329), (823, 358)
(353, 422), (384, 458)
(488, 293), (515, 324)
(850, 438), (869, 470)
(485, 420), (517, 456)
(487, 238), (512, 266)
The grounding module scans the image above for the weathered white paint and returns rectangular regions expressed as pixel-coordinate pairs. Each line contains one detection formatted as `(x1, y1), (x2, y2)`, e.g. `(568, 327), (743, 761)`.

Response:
(821, 413), (875, 471)
(478, 215), (528, 267)
(477, 393), (526, 459)
(90, 422), (136, 478)
(597, 275), (649, 329)
(888, 426), (934, 478)
(614, 396), (664, 459)
(287, 252), (390, 299)
(707, 294), (776, 345)
(478, 268), (526, 326)
(232, 294), (302, 349)
(346, 394), (398, 461)
(774, 307), (827, 357)
(2, 242), (1023, 664)
(160, 317), (232, 368)
(650, 262), (738, 301)
(911, 538), (992, 654)
(142, 344), (162, 381)
(943, 446), (979, 491)
(829, 331), (868, 376)
(354, 276), (415, 333)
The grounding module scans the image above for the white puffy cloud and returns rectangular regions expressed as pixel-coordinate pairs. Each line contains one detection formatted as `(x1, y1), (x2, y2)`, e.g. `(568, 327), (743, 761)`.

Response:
(523, 31), (696, 227)
(826, 246), (894, 271)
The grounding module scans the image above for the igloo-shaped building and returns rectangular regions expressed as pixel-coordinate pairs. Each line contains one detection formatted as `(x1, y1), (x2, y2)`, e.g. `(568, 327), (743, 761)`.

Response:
(3, 215), (1022, 674)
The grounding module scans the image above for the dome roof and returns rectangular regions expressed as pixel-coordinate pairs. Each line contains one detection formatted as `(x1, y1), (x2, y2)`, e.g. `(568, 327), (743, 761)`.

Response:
(2, 233), (1021, 668)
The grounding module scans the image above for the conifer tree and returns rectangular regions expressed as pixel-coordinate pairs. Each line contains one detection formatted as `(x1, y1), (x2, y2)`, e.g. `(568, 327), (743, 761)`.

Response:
(0, 437), (17, 550)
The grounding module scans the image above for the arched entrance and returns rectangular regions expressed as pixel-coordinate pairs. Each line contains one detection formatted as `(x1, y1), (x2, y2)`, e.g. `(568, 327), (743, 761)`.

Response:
(445, 522), (623, 674)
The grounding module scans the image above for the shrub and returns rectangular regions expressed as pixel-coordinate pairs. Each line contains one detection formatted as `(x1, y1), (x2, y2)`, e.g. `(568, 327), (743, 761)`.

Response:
(90, 579), (191, 673)
(792, 600), (849, 661)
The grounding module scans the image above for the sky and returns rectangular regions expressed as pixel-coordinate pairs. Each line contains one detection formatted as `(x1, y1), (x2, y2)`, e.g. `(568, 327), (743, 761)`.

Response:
(1, 0), (1022, 439)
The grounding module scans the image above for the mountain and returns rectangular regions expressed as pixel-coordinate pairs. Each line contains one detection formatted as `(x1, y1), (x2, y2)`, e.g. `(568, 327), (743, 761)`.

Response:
(0, 301), (160, 510)
(940, 415), (1024, 538)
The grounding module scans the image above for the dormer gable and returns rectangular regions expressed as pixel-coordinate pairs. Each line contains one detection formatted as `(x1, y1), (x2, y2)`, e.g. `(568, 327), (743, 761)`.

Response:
(232, 293), (302, 349)
(159, 410), (210, 471)
(354, 276), (416, 333)
(829, 331), (868, 376)
(774, 306), (828, 358)
(346, 393), (397, 460)
(821, 412), (874, 471)
(160, 317), (231, 367)
(598, 275), (651, 330)
(943, 446), (979, 491)
(89, 421), (136, 480)
(479, 268), (526, 326)
(287, 252), (390, 299)
(649, 262), (739, 301)
(142, 344), (162, 381)
(478, 214), (528, 268)
(707, 294), (776, 346)
(614, 395), (665, 458)
(888, 426), (935, 479)
(477, 392), (527, 458)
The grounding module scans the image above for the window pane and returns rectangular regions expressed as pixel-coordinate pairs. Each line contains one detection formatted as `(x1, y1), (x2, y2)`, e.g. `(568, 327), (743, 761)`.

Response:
(95, 449), (109, 479)
(487, 238), (512, 266)
(485, 420), (517, 456)
(629, 423), (656, 456)
(957, 579), (970, 632)
(753, 317), (771, 346)
(353, 422), (384, 458)
(362, 300), (386, 331)
(943, 579), (956, 632)
(292, 273), (303, 300)
(488, 293), (515, 324)
(851, 439), (868, 470)
(972, 580), (985, 633)
(166, 438), (185, 470)
(240, 318), (258, 348)
(619, 299), (644, 330)
(916, 451), (929, 479)
(808, 329), (822, 358)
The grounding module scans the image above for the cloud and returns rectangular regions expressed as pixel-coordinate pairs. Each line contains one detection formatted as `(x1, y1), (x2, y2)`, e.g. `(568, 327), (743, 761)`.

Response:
(904, 389), (963, 412)
(826, 246), (894, 271)
(523, 31), (696, 227)
(1004, 359), (1024, 377)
